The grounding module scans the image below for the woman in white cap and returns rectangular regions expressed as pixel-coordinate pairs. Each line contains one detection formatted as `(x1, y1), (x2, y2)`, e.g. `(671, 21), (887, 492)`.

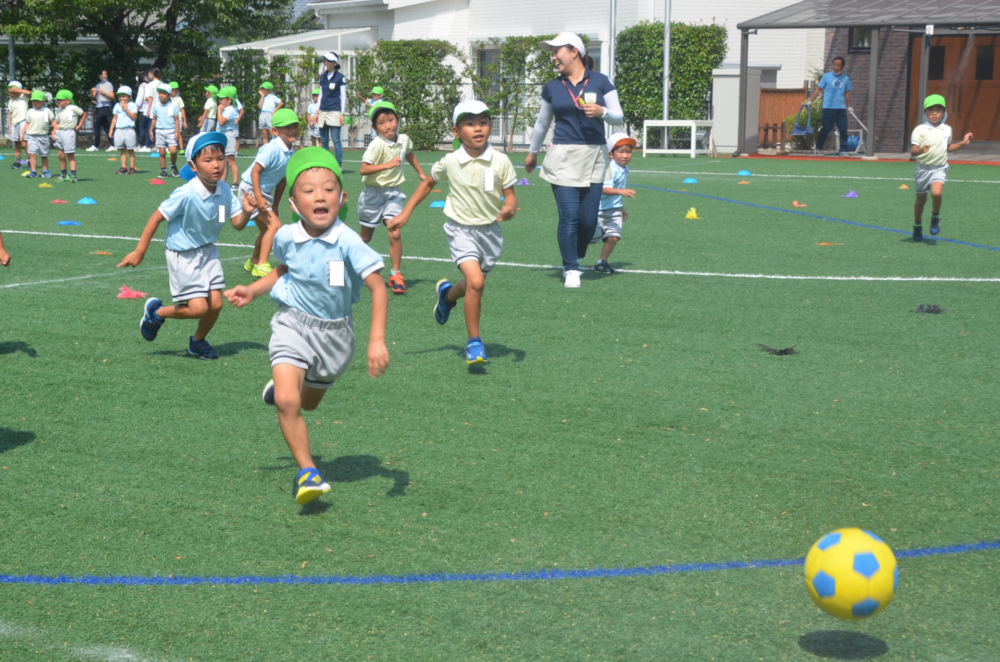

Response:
(524, 33), (624, 288)
(317, 51), (348, 165)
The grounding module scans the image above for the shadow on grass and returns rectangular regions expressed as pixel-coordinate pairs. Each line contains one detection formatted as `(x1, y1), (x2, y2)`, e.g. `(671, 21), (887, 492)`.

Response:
(262, 454), (410, 514)
(409, 343), (525, 363)
(385, 278), (429, 292)
(797, 630), (888, 660)
(148, 341), (268, 358)
(900, 236), (938, 246)
(0, 428), (36, 453)
(0, 342), (38, 357)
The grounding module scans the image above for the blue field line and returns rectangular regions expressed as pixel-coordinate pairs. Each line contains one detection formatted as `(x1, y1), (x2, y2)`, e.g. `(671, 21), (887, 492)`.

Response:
(1, 540), (996, 588)
(636, 184), (1000, 253)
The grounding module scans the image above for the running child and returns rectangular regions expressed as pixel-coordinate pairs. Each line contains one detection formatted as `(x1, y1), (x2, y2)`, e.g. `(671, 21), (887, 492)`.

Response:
(109, 85), (139, 174)
(21, 90), (54, 178)
(357, 86), (384, 139)
(197, 85), (218, 133)
(238, 108), (300, 279)
(216, 86), (240, 185)
(910, 94), (973, 242)
(169, 82), (187, 153)
(223, 147), (389, 505)
(257, 82), (283, 147)
(117, 132), (255, 359)
(7, 81), (30, 169)
(150, 83), (181, 178)
(51, 90), (86, 183)
(358, 101), (426, 294)
(388, 100), (516, 364)
(591, 132), (636, 273)
(307, 88), (320, 147)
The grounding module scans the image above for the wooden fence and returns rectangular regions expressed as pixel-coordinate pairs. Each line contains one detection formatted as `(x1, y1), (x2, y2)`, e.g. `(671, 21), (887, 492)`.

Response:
(759, 88), (808, 149)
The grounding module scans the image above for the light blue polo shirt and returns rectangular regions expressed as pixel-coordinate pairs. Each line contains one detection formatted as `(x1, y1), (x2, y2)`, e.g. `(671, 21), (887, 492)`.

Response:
(113, 102), (138, 129)
(261, 93), (281, 113)
(219, 105), (239, 132)
(158, 176), (235, 252)
(240, 138), (293, 193)
(818, 72), (852, 109)
(600, 160), (629, 210)
(270, 220), (384, 320)
(152, 101), (178, 131)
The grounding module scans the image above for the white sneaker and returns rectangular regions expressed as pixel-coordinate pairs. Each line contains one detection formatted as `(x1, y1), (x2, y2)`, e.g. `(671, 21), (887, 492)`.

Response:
(105, 146), (116, 152)
(564, 270), (582, 288)
(86, 145), (98, 152)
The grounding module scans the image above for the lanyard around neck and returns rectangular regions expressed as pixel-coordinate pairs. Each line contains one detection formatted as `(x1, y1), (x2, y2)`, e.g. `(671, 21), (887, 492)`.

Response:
(561, 75), (589, 108)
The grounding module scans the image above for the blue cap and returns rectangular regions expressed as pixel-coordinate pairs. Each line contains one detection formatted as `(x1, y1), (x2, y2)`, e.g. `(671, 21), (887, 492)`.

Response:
(179, 164), (196, 181)
(186, 131), (227, 164)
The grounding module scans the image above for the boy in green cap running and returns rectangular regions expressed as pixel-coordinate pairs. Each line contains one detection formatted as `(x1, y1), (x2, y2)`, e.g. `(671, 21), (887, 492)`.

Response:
(224, 147), (389, 506)
(21, 91), (55, 178)
(909, 94), (972, 241)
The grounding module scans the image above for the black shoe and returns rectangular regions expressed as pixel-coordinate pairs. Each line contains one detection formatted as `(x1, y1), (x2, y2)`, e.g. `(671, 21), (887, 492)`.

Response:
(930, 215), (940, 236)
(913, 224), (923, 242)
(115, 167), (128, 175)
(170, 165), (180, 178)
(594, 260), (615, 274)
(159, 169), (169, 178)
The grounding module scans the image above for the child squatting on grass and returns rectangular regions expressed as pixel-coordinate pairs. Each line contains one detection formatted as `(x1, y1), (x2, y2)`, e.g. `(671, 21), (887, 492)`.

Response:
(590, 132), (637, 274)
(389, 100), (517, 365)
(224, 147), (390, 505)
(909, 94), (972, 242)
(117, 132), (256, 359)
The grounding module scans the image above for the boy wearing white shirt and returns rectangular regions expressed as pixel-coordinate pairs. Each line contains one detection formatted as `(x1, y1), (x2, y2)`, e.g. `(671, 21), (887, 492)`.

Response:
(51, 89), (86, 182)
(257, 82), (283, 146)
(150, 84), (181, 178)
(109, 86), (139, 174)
(909, 95), (972, 242)
(7, 81), (30, 168)
(21, 90), (55, 178)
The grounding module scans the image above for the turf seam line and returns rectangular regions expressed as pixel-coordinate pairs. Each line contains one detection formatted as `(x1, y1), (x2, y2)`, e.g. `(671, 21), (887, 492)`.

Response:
(6, 230), (1000, 283)
(0, 540), (995, 587)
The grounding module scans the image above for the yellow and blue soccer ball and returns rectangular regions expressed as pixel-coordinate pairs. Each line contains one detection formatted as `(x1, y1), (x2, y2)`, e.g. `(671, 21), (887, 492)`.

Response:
(804, 527), (897, 620)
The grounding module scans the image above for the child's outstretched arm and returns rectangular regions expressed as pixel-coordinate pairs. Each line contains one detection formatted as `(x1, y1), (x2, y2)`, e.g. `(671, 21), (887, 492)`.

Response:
(117, 210), (167, 268)
(498, 187), (517, 222)
(0, 229), (10, 267)
(386, 174), (435, 231)
(949, 133), (974, 151)
(405, 152), (426, 180)
(224, 264), (286, 307)
(363, 271), (389, 378)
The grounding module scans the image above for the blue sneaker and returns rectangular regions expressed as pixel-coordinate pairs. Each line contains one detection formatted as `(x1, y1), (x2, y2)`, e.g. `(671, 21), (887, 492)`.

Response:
(140, 297), (163, 341)
(294, 468), (331, 505)
(434, 279), (455, 325)
(930, 215), (941, 236)
(188, 336), (220, 360)
(262, 379), (275, 405)
(465, 338), (487, 364)
(25, 171), (38, 178)
(41, 170), (53, 178)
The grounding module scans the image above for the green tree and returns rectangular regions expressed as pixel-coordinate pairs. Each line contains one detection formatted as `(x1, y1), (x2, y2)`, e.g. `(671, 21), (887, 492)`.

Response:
(615, 21), (727, 139)
(356, 39), (463, 150)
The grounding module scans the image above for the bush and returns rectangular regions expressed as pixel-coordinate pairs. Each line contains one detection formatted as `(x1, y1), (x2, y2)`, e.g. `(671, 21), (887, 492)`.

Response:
(615, 21), (727, 140)
(0, 45), (132, 109)
(783, 97), (823, 150)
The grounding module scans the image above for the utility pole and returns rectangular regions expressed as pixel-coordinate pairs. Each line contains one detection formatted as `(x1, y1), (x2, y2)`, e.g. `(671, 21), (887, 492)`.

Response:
(663, 0), (671, 119)
(609, 0), (616, 82)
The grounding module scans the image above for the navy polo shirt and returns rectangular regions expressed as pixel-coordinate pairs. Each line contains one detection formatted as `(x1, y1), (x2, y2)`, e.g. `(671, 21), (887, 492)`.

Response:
(319, 70), (346, 112)
(541, 69), (616, 146)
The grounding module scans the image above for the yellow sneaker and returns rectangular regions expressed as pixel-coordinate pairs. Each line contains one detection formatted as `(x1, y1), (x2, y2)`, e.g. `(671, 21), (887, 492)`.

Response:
(243, 258), (254, 274)
(251, 262), (273, 278)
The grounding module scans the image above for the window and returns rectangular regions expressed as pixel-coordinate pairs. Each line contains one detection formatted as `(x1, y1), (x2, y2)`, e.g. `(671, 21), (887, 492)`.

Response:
(848, 28), (871, 53)
(587, 45), (602, 74)
(928, 45), (946, 80)
(976, 45), (995, 80)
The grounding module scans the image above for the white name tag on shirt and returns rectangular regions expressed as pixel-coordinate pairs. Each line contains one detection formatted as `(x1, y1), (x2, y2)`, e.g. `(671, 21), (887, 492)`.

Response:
(328, 83), (336, 91)
(218, 205), (227, 224)
(328, 260), (345, 287)
(483, 169), (495, 192)
(584, 92), (597, 104)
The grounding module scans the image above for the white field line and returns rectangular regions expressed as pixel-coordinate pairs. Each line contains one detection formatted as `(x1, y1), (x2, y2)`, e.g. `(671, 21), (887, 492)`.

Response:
(4, 229), (1000, 284)
(0, 619), (169, 662)
(0, 254), (247, 289)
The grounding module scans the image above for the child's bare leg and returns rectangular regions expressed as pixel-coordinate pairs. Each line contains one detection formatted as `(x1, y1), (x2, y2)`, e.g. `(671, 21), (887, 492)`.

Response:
(58, 151), (67, 172)
(120, 149), (127, 168)
(228, 155), (239, 183)
(169, 145), (178, 167)
(155, 297), (208, 321)
(251, 230), (264, 264)
(272, 363), (327, 470)
(448, 261), (486, 339)
(14, 141), (21, 161)
(128, 150), (135, 169)
(68, 154), (77, 172)
(599, 236), (619, 262)
(359, 226), (375, 245)
(914, 192), (927, 223)
(387, 226), (403, 272)
(29, 153), (37, 172)
(192, 290), (223, 341)
(258, 217), (281, 266)
(159, 147), (166, 169)
(930, 181), (944, 215)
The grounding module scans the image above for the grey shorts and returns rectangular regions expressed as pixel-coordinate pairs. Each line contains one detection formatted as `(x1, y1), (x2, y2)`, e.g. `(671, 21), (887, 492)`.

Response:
(237, 181), (274, 220)
(224, 132), (237, 156)
(26, 134), (50, 156)
(444, 219), (503, 273)
(269, 307), (355, 390)
(155, 128), (177, 149)
(309, 125), (320, 139)
(259, 112), (273, 129)
(915, 164), (948, 194)
(357, 186), (405, 228)
(590, 207), (624, 243)
(10, 120), (25, 142)
(53, 129), (77, 154)
(165, 244), (226, 303)
(114, 128), (136, 150)
(201, 119), (217, 133)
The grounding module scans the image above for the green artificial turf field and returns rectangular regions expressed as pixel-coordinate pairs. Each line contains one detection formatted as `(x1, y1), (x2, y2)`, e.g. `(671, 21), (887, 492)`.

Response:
(1, 147), (999, 661)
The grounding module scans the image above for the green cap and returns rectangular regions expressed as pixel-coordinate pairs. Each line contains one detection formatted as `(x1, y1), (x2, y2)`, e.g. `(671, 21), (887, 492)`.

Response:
(924, 94), (946, 110)
(312, 87), (321, 95)
(371, 86), (384, 95)
(217, 86), (236, 99)
(285, 146), (343, 196)
(272, 108), (300, 128)
(260, 81), (274, 90)
(204, 85), (219, 95)
(169, 81), (179, 90)
(55, 89), (73, 101)
(369, 100), (397, 121)
(30, 90), (45, 102)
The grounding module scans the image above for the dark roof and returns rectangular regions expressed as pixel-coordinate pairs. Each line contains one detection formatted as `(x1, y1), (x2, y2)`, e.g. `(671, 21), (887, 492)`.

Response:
(738, 0), (1000, 30)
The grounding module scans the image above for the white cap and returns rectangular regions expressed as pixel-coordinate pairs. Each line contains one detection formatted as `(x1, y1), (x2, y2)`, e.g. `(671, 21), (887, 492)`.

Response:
(606, 132), (637, 153)
(117, 85), (132, 96)
(322, 51), (339, 63)
(8, 80), (22, 89)
(453, 99), (491, 126)
(540, 33), (585, 54)
(156, 83), (172, 94)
